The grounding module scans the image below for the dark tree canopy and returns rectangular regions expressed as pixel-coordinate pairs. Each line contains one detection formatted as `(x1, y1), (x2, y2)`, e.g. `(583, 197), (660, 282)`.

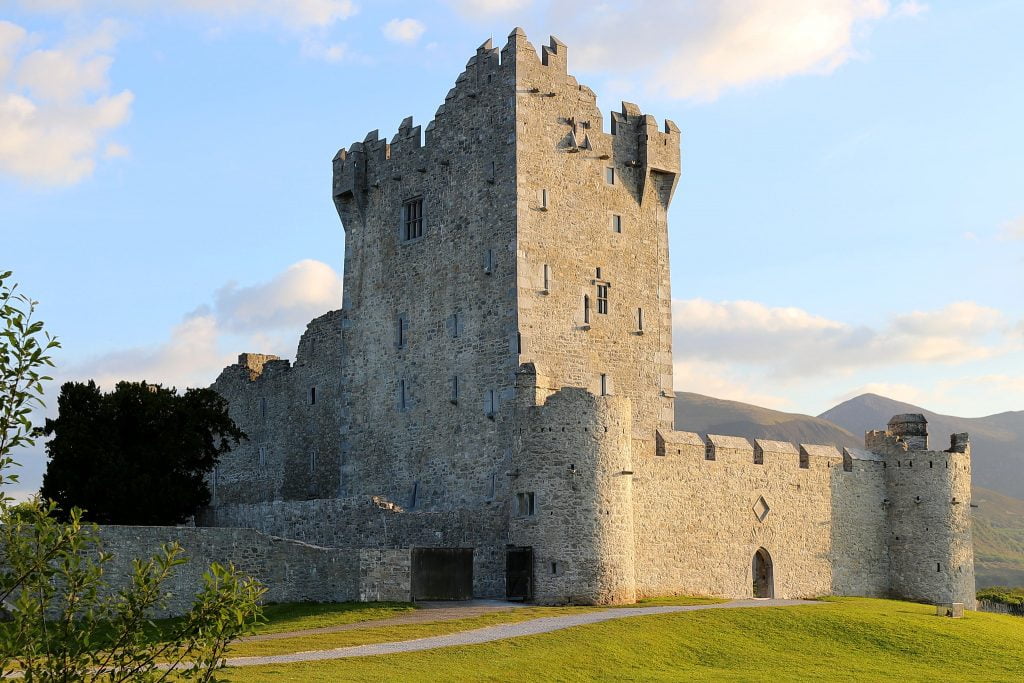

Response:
(41, 381), (245, 524)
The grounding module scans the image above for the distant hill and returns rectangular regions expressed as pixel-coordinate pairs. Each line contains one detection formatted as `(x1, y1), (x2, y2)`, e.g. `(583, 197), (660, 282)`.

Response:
(675, 391), (1024, 588)
(821, 393), (1024, 500)
(673, 392), (861, 449)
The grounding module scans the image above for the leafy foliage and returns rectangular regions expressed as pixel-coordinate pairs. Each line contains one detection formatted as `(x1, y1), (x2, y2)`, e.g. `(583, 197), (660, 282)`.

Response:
(976, 586), (1024, 607)
(0, 271), (265, 681)
(41, 380), (245, 524)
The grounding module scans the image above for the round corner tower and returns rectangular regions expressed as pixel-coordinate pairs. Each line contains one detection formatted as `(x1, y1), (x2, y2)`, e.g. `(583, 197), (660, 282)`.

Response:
(511, 376), (636, 605)
(880, 415), (976, 608)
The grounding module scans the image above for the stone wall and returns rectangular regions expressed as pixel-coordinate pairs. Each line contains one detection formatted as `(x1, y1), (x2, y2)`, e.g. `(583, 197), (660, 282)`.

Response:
(199, 495), (508, 598)
(98, 526), (410, 617)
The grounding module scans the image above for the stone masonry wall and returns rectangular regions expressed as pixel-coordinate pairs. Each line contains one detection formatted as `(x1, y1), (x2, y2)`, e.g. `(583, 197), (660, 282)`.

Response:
(98, 526), (410, 617)
(199, 496), (508, 598)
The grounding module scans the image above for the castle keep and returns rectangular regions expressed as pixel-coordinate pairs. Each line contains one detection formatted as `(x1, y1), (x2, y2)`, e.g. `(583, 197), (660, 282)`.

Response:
(199, 30), (975, 608)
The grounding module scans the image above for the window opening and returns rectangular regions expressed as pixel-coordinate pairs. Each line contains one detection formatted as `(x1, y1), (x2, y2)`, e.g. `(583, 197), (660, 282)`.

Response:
(450, 375), (459, 403)
(612, 214), (622, 233)
(516, 492), (536, 517)
(260, 396), (266, 419)
(583, 295), (591, 325)
(310, 386), (316, 405)
(605, 167), (615, 184)
(637, 308), (644, 333)
(542, 264), (550, 292)
(397, 316), (406, 347)
(402, 197), (424, 241)
(259, 445), (266, 467)
(400, 379), (408, 411)
(484, 248), (494, 274)
(485, 389), (496, 417)
(310, 449), (317, 471)
(597, 284), (609, 314)
(539, 188), (549, 210)
(600, 373), (608, 396)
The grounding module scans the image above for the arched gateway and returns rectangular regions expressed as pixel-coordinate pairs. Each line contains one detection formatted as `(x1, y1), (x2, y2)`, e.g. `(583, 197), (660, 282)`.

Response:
(752, 548), (774, 598)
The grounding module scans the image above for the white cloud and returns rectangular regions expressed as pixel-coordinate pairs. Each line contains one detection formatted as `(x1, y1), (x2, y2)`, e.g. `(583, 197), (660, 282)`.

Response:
(673, 359), (793, 410)
(300, 37), (348, 62)
(213, 259), (342, 333)
(673, 298), (1009, 377)
(446, 0), (533, 18)
(60, 259), (342, 391)
(548, 0), (907, 101)
(382, 18), (426, 45)
(999, 215), (1024, 241)
(893, 1), (929, 18)
(16, 1), (358, 31)
(0, 20), (132, 185)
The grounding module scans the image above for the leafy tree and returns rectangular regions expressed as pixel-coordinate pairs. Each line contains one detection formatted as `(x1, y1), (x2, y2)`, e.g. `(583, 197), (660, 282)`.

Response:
(42, 380), (245, 525)
(0, 271), (265, 681)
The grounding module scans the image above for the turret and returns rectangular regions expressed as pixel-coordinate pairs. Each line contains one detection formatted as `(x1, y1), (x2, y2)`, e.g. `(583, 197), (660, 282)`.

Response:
(866, 414), (976, 608)
(510, 366), (636, 604)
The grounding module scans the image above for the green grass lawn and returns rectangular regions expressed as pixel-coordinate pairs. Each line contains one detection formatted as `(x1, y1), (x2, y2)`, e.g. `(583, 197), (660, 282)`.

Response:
(250, 601), (417, 635)
(223, 598), (1024, 682)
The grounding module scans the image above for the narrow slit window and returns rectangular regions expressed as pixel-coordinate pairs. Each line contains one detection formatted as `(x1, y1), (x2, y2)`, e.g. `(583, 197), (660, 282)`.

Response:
(258, 445), (266, 467)
(542, 264), (550, 291)
(539, 188), (549, 209)
(310, 386), (316, 405)
(597, 284), (609, 314)
(605, 167), (615, 185)
(450, 375), (459, 403)
(611, 214), (623, 233)
(397, 316), (406, 348)
(637, 307), (644, 333)
(410, 481), (419, 509)
(600, 373), (608, 396)
(402, 197), (424, 241)
(485, 389), (496, 417)
(583, 295), (591, 324)
(400, 379), (408, 411)
(516, 492), (535, 517)
(260, 396), (267, 419)
(484, 248), (494, 274)
(452, 312), (459, 338)
(310, 449), (317, 471)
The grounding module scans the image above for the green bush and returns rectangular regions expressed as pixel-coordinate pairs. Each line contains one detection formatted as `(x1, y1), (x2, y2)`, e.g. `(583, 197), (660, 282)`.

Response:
(976, 586), (1024, 607)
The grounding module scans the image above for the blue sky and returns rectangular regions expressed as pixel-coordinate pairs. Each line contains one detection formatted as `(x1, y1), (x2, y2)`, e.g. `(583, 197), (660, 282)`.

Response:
(2, 1), (1023, 494)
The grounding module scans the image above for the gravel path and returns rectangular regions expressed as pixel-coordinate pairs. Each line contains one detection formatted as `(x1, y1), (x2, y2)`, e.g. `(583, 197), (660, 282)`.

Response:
(226, 598), (819, 668)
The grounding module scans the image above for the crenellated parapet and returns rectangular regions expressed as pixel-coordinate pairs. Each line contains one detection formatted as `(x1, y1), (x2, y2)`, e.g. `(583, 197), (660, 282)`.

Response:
(653, 429), (844, 472)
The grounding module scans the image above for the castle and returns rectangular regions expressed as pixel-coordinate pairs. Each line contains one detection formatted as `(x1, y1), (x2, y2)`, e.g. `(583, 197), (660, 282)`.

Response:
(199, 30), (976, 608)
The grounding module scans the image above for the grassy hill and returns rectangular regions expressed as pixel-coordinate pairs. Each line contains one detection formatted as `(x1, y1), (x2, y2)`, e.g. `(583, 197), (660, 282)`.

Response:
(821, 393), (1024, 499)
(675, 391), (1024, 588)
(223, 599), (1024, 681)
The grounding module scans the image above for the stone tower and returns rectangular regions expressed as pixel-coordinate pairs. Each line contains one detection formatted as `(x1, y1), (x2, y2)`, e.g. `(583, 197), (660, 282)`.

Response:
(331, 28), (678, 513)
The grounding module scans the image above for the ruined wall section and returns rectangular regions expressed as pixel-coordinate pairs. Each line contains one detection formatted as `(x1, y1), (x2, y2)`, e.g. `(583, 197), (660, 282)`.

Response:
(511, 30), (679, 455)
(97, 526), (410, 617)
(632, 430), (847, 600)
(331, 38), (520, 510)
(511, 370), (636, 604)
(199, 495), (507, 598)
(208, 310), (344, 505)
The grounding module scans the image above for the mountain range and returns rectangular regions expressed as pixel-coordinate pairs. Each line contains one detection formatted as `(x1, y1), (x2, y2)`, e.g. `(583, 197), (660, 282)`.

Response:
(674, 391), (1024, 588)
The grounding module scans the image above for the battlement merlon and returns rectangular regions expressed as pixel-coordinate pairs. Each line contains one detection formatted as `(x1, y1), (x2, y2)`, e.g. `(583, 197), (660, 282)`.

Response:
(333, 29), (681, 218)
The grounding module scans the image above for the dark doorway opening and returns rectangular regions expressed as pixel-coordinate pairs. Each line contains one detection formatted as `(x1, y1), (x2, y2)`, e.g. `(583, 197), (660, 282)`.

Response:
(752, 547), (774, 599)
(411, 548), (474, 600)
(506, 546), (533, 601)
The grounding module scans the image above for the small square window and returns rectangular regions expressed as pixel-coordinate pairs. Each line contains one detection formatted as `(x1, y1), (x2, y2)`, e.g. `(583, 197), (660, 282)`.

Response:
(605, 167), (615, 185)
(401, 197), (424, 241)
(516, 492), (535, 517)
(611, 214), (622, 233)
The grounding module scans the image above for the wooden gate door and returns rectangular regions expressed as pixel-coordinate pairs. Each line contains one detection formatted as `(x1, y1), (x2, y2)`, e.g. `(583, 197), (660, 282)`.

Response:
(410, 548), (474, 600)
(506, 547), (533, 601)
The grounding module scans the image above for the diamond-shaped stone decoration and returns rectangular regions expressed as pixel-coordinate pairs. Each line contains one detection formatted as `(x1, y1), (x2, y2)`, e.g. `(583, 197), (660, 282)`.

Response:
(753, 496), (770, 522)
